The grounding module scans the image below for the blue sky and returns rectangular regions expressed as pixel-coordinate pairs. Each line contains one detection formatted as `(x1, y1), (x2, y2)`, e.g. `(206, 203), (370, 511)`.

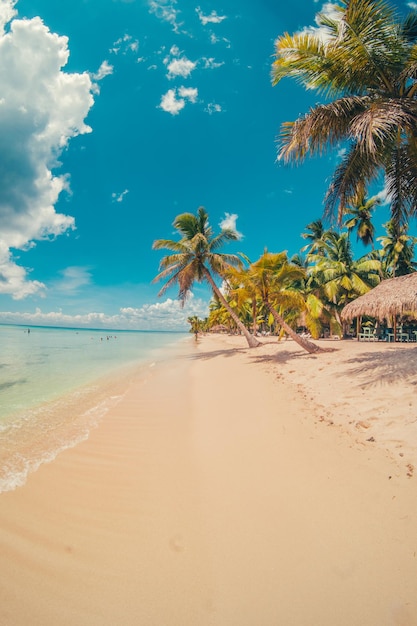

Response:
(0, 0), (413, 330)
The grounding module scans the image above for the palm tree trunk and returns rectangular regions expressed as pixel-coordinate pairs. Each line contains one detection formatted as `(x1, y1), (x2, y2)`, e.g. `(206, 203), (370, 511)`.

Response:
(265, 301), (320, 354)
(204, 269), (261, 348)
(252, 299), (257, 337)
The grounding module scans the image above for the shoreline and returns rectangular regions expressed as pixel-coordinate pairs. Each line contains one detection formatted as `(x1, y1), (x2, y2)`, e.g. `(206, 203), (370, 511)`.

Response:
(0, 335), (192, 493)
(1, 334), (417, 625)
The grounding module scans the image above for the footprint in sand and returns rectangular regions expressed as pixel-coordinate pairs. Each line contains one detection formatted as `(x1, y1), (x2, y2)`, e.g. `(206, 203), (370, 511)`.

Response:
(169, 534), (185, 553)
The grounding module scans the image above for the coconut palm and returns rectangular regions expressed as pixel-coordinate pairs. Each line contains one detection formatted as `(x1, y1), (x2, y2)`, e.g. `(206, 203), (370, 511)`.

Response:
(273, 0), (417, 227)
(249, 251), (321, 353)
(152, 206), (261, 348)
(309, 231), (382, 333)
(224, 264), (261, 337)
(343, 194), (380, 247)
(377, 219), (417, 276)
(291, 253), (338, 338)
(300, 219), (331, 256)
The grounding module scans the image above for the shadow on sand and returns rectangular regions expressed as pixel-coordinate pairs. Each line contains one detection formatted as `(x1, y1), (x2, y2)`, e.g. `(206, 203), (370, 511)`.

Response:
(341, 345), (417, 388)
(187, 339), (337, 366)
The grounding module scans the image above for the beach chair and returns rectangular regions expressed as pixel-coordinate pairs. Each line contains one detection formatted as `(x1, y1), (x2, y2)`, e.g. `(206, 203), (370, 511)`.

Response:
(358, 327), (378, 341)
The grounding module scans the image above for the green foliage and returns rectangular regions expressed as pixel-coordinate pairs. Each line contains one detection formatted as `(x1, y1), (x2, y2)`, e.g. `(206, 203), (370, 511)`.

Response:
(273, 0), (417, 226)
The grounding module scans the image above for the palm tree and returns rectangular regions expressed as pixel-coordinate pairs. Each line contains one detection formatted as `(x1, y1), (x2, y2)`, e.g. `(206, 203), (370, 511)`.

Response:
(187, 315), (205, 337)
(152, 206), (261, 348)
(300, 219), (331, 255)
(291, 253), (337, 339)
(377, 219), (417, 276)
(273, 0), (417, 227)
(249, 251), (321, 353)
(343, 194), (380, 247)
(309, 231), (382, 334)
(224, 264), (261, 337)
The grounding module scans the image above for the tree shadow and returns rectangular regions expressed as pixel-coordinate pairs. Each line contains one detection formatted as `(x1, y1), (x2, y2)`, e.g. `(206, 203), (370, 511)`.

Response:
(188, 346), (251, 360)
(248, 349), (324, 365)
(342, 346), (417, 388)
(188, 340), (338, 364)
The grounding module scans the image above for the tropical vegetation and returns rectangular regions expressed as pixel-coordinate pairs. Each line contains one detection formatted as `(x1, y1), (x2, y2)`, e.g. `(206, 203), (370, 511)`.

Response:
(153, 0), (417, 345)
(272, 0), (417, 228)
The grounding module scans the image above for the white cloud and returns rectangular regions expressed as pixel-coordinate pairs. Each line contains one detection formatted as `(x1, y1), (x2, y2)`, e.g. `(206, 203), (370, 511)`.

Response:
(202, 57), (224, 70)
(0, 0), (16, 35)
(178, 86), (198, 102)
(159, 88), (185, 114)
(159, 86), (198, 114)
(407, 2), (417, 8)
(374, 184), (391, 206)
(210, 33), (231, 48)
(119, 293), (209, 330)
(205, 103), (222, 115)
(0, 241), (46, 300)
(219, 213), (243, 239)
(166, 56), (196, 78)
(110, 33), (139, 55)
(148, 0), (182, 33)
(53, 266), (93, 294)
(299, 3), (342, 44)
(112, 189), (129, 203)
(196, 7), (227, 25)
(0, 10), (95, 299)
(0, 293), (210, 330)
(91, 60), (114, 81)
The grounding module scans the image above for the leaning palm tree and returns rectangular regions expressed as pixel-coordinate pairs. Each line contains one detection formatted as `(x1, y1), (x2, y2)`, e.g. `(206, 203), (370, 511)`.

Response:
(273, 0), (417, 227)
(152, 206), (261, 348)
(249, 251), (321, 353)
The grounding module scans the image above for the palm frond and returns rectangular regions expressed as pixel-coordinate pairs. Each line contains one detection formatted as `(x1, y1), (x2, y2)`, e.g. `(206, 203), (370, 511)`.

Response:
(324, 143), (380, 222)
(278, 96), (368, 162)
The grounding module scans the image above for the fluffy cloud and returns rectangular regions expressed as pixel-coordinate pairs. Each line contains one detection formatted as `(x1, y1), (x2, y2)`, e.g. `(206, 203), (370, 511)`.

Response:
(219, 213), (243, 239)
(166, 56), (196, 78)
(148, 0), (182, 33)
(0, 293), (209, 330)
(91, 60), (114, 81)
(119, 293), (208, 329)
(299, 3), (342, 44)
(0, 4), (96, 298)
(159, 86), (198, 114)
(196, 7), (227, 25)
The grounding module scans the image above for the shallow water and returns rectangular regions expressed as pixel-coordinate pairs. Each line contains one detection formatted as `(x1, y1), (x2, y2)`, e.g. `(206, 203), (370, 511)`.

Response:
(0, 324), (189, 492)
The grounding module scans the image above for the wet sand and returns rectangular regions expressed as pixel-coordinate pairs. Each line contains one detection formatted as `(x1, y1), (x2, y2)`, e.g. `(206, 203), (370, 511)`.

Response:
(1, 334), (417, 625)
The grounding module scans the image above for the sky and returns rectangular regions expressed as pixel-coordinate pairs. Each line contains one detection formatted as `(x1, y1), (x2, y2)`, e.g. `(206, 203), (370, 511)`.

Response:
(0, 0), (414, 331)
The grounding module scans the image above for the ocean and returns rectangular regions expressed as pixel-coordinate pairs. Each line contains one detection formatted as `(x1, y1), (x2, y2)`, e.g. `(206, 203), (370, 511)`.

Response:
(0, 324), (189, 493)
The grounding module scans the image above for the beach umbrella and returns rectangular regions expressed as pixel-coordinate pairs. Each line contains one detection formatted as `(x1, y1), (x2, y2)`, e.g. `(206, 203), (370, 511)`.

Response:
(341, 273), (417, 323)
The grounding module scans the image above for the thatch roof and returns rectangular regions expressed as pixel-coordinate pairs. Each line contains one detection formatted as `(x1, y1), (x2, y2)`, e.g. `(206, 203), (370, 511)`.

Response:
(341, 273), (417, 322)
(209, 324), (229, 333)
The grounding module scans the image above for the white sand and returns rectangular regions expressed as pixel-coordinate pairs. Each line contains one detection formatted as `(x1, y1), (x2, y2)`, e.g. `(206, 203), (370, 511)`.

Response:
(0, 334), (416, 625)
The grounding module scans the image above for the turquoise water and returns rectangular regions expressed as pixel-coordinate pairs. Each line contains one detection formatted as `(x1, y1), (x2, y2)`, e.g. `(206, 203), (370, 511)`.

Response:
(0, 324), (189, 492)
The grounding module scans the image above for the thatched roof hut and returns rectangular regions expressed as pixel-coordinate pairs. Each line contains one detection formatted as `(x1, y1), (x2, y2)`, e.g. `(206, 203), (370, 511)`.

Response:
(209, 324), (229, 333)
(341, 273), (417, 322)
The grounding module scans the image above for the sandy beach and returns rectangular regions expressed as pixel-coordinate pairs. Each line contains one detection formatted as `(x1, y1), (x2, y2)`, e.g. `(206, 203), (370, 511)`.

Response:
(1, 334), (417, 625)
